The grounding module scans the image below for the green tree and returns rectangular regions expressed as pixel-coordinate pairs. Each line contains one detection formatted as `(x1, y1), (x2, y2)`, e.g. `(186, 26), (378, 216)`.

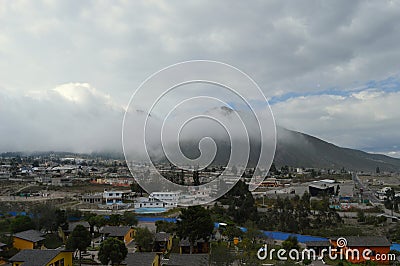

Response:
(226, 180), (258, 224)
(177, 206), (214, 254)
(66, 225), (92, 266)
(155, 220), (177, 234)
(222, 225), (243, 241)
(243, 222), (263, 244)
(87, 214), (107, 233)
(85, 213), (97, 234)
(31, 204), (65, 232)
(108, 214), (123, 226)
(357, 210), (366, 223)
(269, 163), (277, 174)
(123, 211), (138, 226)
(98, 237), (128, 265)
(10, 215), (35, 233)
(130, 182), (145, 196)
(282, 236), (299, 251)
(209, 242), (235, 266)
(135, 227), (154, 252)
(193, 170), (200, 186)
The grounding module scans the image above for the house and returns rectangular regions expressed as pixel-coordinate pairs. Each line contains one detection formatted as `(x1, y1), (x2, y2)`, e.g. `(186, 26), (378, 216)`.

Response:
(134, 192), (179, 210)
(304, 240), (331, 256)
(154, 232), (173, 253)
(9, 249), (73, 266)
(103, 190), (124, 205)
(179, 238), (210, 254)
(65, 221), (91, 236)
(331, 236), (391, 264)
(124, 252), (161, 266)
(163, 254), (209, 266)
(100, 226), (135, 245)
(13, 230), (45, 250)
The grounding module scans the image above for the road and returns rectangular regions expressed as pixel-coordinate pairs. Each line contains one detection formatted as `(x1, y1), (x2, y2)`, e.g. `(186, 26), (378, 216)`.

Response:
(352, 173), (380, 204)
(352, 172), (400, 218)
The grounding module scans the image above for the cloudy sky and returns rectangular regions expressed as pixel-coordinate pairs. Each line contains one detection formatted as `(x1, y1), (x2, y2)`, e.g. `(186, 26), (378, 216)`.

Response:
(1, 0), (400, 157)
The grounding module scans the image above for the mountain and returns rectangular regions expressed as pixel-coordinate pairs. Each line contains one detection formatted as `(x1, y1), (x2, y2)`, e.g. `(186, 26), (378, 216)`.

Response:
(175, 127), (400, 172)
(274, 127), (400, 172)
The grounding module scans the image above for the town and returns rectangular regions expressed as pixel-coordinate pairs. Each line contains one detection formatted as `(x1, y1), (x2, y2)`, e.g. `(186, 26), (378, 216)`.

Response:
(1, 153), (400, 265)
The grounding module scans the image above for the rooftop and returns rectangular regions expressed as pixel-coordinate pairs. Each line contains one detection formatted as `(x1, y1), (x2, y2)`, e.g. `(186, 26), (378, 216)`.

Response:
(332, 236), (390, 247)
(100, 226), (132, 237)
(124, 252), (157, 266)
(164, 254), (209, 266)
(155, 232), (170, 242)
(9, 249), (68, 266)
(13, 229), (45, 243)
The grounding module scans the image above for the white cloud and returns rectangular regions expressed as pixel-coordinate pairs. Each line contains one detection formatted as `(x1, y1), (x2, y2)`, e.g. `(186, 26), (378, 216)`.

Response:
(272, 88), (400, 157)
(0, 0), (400, 156)
(0, 83), (125, 153)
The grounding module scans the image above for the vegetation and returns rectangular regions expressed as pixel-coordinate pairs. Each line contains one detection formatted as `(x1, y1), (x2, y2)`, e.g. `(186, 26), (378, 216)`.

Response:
(258, 193), (342, 233)
(209, 242), (235, 266)
(44, 233), (63, 249)
(66, 224), (92, 266)
(10, 215), (35, 233)
(225, 180), (258, 224)
(122, 211), (138, 226)
(98, 237), (128, 266)
(177, 206), (214, 254)
(135, 227), (154, 252)
(155, 220), (177, 234)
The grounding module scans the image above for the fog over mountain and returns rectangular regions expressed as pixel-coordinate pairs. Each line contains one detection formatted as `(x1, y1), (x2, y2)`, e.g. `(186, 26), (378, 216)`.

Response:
(144, 106), (400, 172)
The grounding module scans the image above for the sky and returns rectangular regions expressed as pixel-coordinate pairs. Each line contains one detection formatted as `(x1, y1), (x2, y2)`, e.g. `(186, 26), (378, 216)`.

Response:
(1, 0), (400, 157)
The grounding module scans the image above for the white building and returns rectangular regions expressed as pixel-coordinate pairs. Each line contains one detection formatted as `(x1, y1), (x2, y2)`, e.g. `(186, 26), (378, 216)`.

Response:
(149, 192), (180, 203)
(134, 192), (180, 209)
(103, 190), (124, 205)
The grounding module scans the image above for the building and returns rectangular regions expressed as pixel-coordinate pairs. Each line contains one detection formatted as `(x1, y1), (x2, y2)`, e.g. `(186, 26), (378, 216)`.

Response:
(13, 230), (45, 250)
(9, 249), (73, 266)
(375, 187), (392, 200)
(331, 236), (391, 264)
(179, 238), (210, 254)
(304, 240), (331, 256)
(134, 191), (180, 209)
(65, 221), (91, 236)
(309, 180), (336, 197)
(150, 192), (180, 203)
(163, 254), (209, 266)
(51, 177), (73, 187)
(124, 252), (161, 266)
(81, 193), (103, 204)
(100, 226), (135, 245)
(103, 190), (128, 205)
(154, 232), (173, 253)
(124, 252), (209, 266)
(134, 197), (174, 209)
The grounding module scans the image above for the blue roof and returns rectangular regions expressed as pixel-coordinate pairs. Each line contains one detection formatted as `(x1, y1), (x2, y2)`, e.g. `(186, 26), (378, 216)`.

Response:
(215, 221), (328, 243)
(136, 217), (177, 223)
(8, 211), (27, 217)
(262, 231), (328, 243)
(391, 243), (400, 251)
